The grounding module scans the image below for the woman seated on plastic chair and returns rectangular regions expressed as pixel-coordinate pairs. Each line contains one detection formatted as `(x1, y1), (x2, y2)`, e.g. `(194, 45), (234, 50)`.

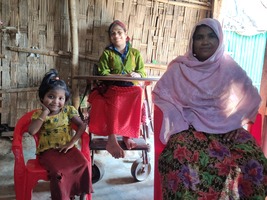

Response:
(88, 20), (146, 159)
(152, 18), (267, 199)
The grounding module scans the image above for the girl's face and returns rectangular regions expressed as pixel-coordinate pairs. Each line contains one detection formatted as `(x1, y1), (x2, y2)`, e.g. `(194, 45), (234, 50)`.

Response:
(42, 89), (66, 114)
(193, 26), (219, 61)
(109, 24), (127, 48)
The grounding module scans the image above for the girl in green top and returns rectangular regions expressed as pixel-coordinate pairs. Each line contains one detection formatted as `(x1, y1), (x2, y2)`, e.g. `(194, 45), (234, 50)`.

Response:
(88, 20), (146, 158)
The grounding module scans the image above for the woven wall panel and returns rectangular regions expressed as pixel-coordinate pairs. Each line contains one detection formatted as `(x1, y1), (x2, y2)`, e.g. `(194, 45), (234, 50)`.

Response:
(0, 0), (212, 126)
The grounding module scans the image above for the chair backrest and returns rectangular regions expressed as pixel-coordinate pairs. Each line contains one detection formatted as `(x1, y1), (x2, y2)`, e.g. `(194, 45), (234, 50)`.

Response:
(12, 110), (38, 167)
(12, 110), (38, 200)
(248, 113), (262, 146)
(153, 105), (165, 200)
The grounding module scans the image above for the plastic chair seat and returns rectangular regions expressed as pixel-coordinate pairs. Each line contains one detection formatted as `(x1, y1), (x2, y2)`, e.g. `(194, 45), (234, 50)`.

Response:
(26, 159), (48, 177)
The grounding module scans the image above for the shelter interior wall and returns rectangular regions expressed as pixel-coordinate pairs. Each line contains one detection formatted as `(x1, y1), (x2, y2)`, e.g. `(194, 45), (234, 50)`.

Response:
(0, 0), (212, 127)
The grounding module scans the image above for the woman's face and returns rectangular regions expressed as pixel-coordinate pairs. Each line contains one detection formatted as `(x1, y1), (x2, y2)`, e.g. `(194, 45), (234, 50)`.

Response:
(109, 24), (127, 48)
(193, 25), (219, 61)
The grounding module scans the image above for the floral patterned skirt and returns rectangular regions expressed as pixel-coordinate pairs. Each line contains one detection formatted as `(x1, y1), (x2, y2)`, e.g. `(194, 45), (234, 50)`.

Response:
(158, 126), (267, 200)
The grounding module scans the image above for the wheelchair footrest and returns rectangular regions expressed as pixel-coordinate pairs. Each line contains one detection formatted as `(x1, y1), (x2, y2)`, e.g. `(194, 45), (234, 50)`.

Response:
(90, 137), (150, 151)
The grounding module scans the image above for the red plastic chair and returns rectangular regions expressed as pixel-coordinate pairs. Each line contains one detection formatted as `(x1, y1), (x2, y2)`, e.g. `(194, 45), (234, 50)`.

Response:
(153, 105), (165, 200)
(12, 110), (92, 200)
(248, 113), (262, 146)
(153, 105), (262, 200)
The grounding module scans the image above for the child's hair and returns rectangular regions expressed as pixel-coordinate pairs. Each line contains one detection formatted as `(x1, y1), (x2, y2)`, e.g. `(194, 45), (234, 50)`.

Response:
(38, 69), (70, 102)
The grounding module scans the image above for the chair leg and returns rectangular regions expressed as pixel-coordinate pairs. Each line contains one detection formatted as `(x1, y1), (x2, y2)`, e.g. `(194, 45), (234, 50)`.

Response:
(25, 187), (34, 200)
(14, 176), (27, 200)
(86, 193), (92, 200)
(25, 177), (39, 200)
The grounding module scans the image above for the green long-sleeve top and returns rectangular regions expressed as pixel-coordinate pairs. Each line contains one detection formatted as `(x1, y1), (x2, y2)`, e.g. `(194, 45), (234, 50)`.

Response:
(98, 46), (146, 78)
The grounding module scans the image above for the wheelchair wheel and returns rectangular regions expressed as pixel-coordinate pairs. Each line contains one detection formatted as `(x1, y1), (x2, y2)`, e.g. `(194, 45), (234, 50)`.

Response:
(131, 158), (151, 182)
(92, 160), (105, 184)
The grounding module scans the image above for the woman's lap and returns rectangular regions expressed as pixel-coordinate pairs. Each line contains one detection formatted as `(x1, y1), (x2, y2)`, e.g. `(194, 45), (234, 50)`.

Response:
(88, 85), (143, 137)
(158, 127), (267, 199)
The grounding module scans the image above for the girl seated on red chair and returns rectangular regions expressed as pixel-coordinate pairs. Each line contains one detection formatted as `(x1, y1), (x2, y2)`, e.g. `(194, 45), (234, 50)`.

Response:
(28, 69), (92, 200)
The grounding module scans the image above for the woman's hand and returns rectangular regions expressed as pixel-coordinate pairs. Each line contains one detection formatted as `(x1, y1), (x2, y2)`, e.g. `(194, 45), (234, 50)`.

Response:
(223, 128), (243, 141)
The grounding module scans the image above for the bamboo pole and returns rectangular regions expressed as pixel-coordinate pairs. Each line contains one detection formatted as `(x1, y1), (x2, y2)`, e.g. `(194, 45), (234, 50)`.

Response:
(6, 46), (60, 56)
(0, 54), (6, 58)
(259, 43), (267, 156)
(155, 0), (211, 10)
(6, 46), (99, 61)
(0, 87), (38, 93)
(69, 0), (79, 109)
(212, 0), (223, 19)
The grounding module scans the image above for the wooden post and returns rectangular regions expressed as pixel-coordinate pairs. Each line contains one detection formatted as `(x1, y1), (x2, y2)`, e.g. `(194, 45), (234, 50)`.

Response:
(259, 43), (267, 156)
(211, 0), (223, 19)
(68, 0), (79, 109)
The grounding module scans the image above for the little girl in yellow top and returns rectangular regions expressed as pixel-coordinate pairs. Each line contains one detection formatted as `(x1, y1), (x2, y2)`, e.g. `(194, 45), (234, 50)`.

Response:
(28, 69), (91, 200)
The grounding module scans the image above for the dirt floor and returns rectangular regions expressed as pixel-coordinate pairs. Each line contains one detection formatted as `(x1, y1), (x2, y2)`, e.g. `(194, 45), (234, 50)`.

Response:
(0, 134), (154, 200)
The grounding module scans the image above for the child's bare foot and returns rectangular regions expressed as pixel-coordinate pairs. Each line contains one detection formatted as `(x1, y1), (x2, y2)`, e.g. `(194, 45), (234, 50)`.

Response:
(123, 137), (137, 150)
(106, 134), (125, 158)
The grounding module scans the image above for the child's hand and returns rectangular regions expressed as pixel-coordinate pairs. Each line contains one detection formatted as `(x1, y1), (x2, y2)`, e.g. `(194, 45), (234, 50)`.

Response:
(40, 102), (50, 114)
(59, 142), (75, 153)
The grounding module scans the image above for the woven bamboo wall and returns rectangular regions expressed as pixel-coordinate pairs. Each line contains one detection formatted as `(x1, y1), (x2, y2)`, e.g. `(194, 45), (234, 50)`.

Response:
(0, 0), (212, 127)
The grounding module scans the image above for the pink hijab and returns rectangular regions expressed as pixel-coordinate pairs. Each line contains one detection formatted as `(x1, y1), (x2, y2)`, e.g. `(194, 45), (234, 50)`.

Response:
(153, 18), (261, 144)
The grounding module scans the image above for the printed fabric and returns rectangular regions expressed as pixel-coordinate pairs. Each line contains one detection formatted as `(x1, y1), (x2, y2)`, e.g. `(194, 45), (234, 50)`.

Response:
(32, 105), (78, 154)
(159, 127), (267, 199)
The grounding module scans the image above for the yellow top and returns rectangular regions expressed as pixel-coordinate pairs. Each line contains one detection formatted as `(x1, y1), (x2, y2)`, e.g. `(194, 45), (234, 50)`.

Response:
(32, 106), (78, 154)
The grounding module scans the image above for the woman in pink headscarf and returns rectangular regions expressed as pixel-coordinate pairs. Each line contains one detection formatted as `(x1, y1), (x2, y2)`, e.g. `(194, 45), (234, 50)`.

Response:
(153, 18), (267, 199)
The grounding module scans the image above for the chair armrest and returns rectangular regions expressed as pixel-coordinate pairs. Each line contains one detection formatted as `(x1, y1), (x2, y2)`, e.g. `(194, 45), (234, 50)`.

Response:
(248, 113), (262, 146)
